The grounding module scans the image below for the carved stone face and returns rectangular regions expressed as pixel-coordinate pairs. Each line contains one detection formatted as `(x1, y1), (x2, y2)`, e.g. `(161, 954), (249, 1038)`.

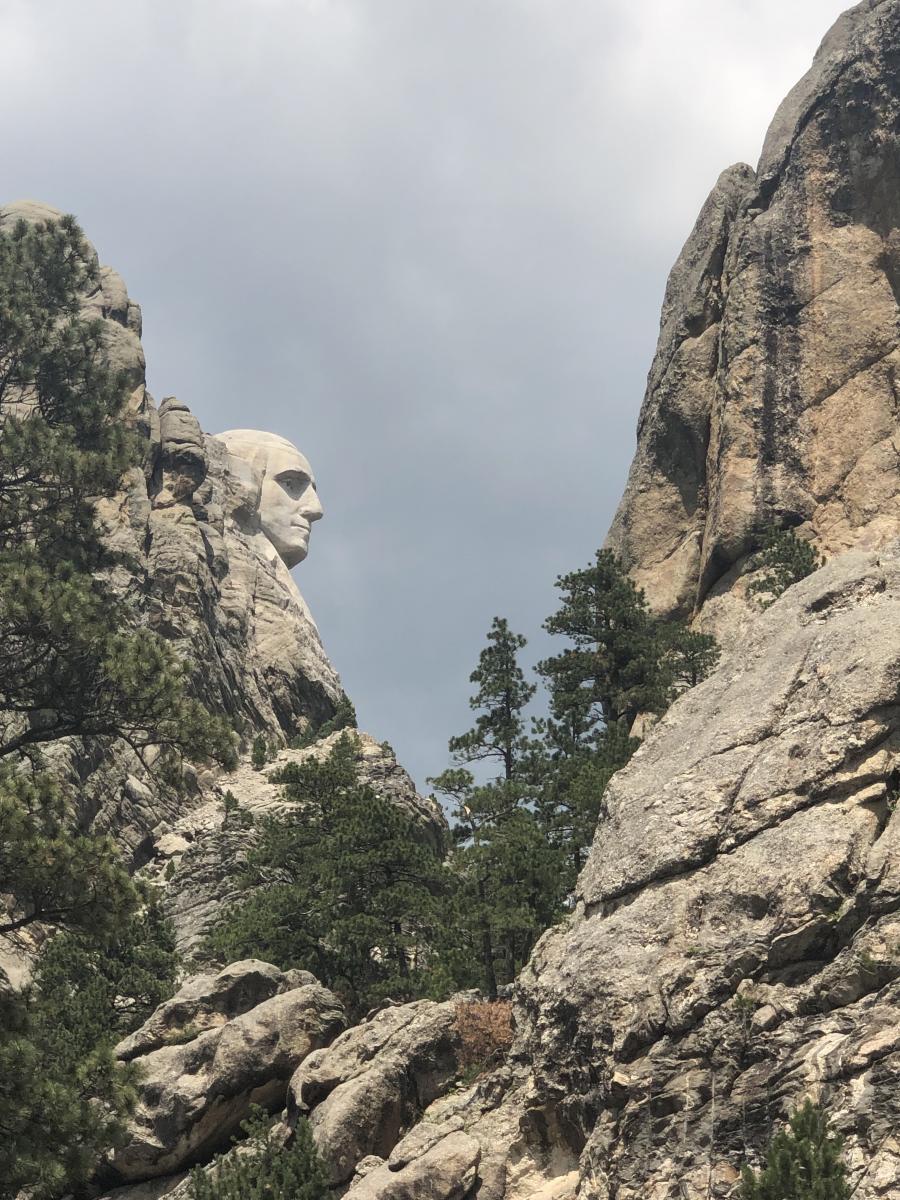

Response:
(216, 429), (323, 568)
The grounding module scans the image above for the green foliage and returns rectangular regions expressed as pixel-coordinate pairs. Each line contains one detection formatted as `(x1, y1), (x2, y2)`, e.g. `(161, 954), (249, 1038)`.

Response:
(0, 904), (179, 1199)
(221, 788), (253, 830)
(207, 735), (450, 1018)
(539, 549), (667, 732)
(31, 901), (180, 1049)
(658, 621), (721, 693)
(290, 693), (358, 751)
(0, 214), (230, 1195)
(252, 734), (269, 770)
(438, 788), (565, 997)
(530, 721), (638, 880)
(748, 525), (823, 608)
(741, 1100), (851, 1199)
(0, 215), (235, 937)
(0, 990), (138, 1200)
(430, 619), (565, 996)
(529, 551), (719, 887)
(446, 617), (535, 780)
(189, 1107), (328, 1200)
(0, 765), (141, 937)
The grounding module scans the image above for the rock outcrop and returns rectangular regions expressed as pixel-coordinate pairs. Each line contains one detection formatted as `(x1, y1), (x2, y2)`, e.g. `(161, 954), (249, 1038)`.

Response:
(108, 963), (345, 1182)
(336, 545), (900, 1200)
(607, 0), (900, 644)
(0, 201), (447, 977)
(289, 997), (463, 1186)
(512, 545), (900, 1197)
(20, 5), (900, 1198)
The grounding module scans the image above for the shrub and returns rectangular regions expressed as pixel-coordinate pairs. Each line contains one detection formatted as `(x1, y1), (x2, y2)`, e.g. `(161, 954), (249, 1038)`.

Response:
(251, 736), (269, 770)
(741, 1099), (850, 1199)
(454, 999), (514, 1076)
(189, 1107), (328, 1200)
(748, 526), (822, 607)
(290, 694), (357, 750)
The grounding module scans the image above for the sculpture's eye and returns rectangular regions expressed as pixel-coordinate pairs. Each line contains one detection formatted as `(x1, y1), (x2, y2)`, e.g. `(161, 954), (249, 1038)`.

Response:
(277, 471), (309, 498)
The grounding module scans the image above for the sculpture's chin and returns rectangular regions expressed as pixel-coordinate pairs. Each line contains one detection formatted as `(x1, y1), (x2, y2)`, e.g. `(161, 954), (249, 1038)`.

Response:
(280, 542), (309, 570)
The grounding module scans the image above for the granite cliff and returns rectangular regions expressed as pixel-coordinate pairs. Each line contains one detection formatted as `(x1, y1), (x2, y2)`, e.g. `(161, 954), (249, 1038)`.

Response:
(213, 4), (900, 1198)
(606, 0), (900, 646)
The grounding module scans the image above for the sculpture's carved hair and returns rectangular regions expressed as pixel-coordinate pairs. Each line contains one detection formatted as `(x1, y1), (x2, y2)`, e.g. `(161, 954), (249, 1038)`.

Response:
(215, 429), (299, 481)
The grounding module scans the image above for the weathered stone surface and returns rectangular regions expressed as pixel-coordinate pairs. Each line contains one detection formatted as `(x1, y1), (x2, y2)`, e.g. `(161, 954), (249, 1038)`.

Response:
(344, 1130), (481, 1200)
(288, 998), (462, 1185)
(0, 200), (345, 881)
(607, 0), (900, 645)
(115, 960), (315, 1062)
(510, 545), (900, 1197)
(109, 973), (345, 1182)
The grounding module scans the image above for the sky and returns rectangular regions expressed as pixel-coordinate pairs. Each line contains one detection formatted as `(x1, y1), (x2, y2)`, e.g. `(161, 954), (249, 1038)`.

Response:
(0, 0), (853, 789)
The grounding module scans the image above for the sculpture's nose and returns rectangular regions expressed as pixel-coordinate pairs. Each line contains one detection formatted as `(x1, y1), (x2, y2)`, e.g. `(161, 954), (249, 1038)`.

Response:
(305, 488), (324, 523)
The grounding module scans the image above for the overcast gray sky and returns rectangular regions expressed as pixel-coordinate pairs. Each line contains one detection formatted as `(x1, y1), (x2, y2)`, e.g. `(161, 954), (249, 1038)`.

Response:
(0, 0), (851, 788)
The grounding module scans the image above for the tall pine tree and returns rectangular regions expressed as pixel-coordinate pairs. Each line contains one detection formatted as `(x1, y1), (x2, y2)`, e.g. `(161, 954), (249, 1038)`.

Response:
(430, 618), (564, 997)
(532, 550), (718, 885)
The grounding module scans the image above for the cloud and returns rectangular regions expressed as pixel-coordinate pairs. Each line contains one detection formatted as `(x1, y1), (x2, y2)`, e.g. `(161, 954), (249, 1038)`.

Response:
(0, 0), (852, 786)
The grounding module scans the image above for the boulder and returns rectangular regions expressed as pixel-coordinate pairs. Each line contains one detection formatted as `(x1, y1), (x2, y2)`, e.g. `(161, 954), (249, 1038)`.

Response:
(109, 972), (345, 1182)
(343, 1130), (481, 1200)
(115, 959), (316, 1062)
(288, 998), (461, 1185)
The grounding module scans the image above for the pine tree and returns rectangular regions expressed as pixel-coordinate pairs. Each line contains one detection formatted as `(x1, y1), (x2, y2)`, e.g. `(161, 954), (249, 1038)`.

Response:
(530, 720), (637, 880)
(531, 551), (718, 886)
(1, 904), (180, 1198)
(429, 619), (564, 997)
(0, 214), (233, 1197)
(446, 616), (536, 780)
(206, 735), (450, 1018)
(189, 1107), (329, 1200)
(252, 734), (269, 770)
(0, 214), (235, 938)
(436, 792), (564, 996)
(748, 525), (823, 608)
(538, 549), (666, 732)
(658, 621), (721, 694)
(741, 1100), (851, 1199)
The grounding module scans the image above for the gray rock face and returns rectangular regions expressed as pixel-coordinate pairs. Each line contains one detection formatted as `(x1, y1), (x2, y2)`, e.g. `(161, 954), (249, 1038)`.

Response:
(0, 200), (344, 873)
(114, 959), (316, 1062)
(348, 546), (900, 1200)
(509, 545), (900, 1197)
(109, 968), (345, 1182)
(607, 0), (900, 643)
(288, 998), (462, 1186)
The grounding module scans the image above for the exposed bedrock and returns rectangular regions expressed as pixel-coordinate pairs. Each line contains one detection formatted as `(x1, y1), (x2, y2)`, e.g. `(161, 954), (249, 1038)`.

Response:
(607, 0), (900, 643)
(107, 961), (345, 1183)
(511, 545), (900, 1197)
